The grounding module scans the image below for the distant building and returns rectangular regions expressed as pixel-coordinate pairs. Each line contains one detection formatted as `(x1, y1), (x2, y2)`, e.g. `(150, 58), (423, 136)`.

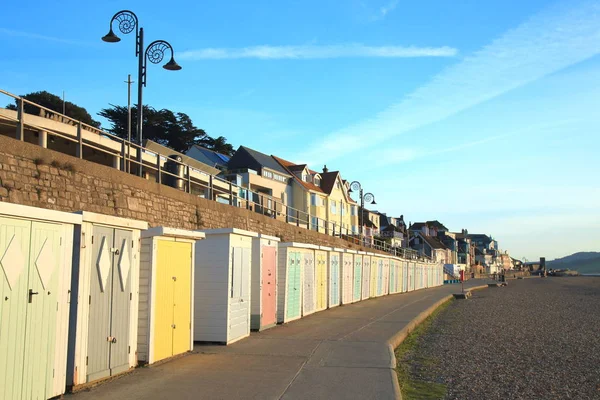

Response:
(409, 232), (450, 263)
(225, 145), (292, 217)
(186, 144), (231, 172)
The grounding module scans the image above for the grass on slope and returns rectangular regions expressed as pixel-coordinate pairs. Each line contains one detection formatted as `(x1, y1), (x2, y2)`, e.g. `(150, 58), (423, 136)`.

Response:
(394, 299), (452, 400)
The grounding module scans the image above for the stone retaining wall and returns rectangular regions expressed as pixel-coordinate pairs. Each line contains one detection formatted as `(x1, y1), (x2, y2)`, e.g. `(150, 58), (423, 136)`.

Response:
(0, 135), (382, 253)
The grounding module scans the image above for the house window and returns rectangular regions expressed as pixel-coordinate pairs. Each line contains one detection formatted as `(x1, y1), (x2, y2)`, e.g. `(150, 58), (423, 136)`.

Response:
(352, 225), (358, 234)
(262, 170), (273, 179)
(330, 200), (337, 215)
(341, 204), (345, 216)
(314, 177), (320, 186)
(311, 216), (319, 230)
(351, 205), (356, 216)
(311, 193), (317, 206)
(335, 181), (341, 189)
(302, 173), (309, 182)
(274, 174), (287, 182)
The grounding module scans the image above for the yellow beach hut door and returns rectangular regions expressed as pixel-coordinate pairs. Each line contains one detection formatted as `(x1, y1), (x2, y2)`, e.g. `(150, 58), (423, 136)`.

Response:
(154, 240), (192, 362)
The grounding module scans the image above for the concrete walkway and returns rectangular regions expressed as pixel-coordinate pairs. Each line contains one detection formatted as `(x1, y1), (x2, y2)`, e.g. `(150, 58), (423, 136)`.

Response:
(70, 280), (490, 400)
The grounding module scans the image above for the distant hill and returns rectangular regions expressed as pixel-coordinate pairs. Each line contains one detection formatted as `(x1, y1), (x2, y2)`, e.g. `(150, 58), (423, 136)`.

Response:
(548, 252), (600, 274)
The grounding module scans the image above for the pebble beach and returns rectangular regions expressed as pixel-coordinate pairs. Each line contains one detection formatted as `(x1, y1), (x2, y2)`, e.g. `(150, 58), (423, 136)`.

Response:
(400, 277), (600, 399)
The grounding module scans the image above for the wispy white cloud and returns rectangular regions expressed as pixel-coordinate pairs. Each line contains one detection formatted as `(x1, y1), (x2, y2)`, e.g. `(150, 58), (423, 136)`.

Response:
(179, 44), (457, 60)
(367, 133), (510, 167)
(0, 28), (90, 46)
(379, 0), (399, 18)
(299, 0), (600, 164)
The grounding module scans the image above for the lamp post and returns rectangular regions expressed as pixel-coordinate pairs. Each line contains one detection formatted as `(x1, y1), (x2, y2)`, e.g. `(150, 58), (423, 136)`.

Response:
(348, 181), (376, 245)
(102, 10), (182, 176)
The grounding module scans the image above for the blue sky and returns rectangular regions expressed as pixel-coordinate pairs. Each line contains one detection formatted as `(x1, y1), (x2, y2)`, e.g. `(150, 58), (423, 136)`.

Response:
(2, 0), (599, 260)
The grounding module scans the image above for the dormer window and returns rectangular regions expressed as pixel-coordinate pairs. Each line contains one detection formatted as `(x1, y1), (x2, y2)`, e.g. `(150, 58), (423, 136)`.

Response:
(314, 177), (320, 186)
(302, 173), (309, 182)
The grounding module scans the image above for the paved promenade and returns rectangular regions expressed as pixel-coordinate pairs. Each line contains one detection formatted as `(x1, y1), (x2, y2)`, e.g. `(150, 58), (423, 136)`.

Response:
(70, 280), (490, 400)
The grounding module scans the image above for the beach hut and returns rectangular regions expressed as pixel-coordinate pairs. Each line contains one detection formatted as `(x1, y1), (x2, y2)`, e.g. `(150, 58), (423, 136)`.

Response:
(361, 254), (371, 300)
(136, 227), (204, 365)
(251, 234), (280, 331)
(353, 251), (364, 302)
(389, 258), (397, 294)
(410, 262), (416, 291)
(301, 245), (317, 316)
(68, 211), (147, 387)
(0, 203), (80, 400)
(370, 255), (379, 298)
(327, 247), (343, 308)
(277, 242), (317, 323)
(381, 257), (390, 296)
(341, 249), (355, 305)
(314, 246), (329, 312)
(402, 261), (408, 293)
(194, 228), (257, 345)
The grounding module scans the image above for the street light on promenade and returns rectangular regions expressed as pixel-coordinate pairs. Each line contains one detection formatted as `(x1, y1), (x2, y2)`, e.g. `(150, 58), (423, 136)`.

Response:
(102, 10), (182, 175)
(348, 181), (376, 245)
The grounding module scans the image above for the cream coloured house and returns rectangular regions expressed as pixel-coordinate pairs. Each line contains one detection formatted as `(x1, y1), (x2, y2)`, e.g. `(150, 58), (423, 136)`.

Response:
(273, 157), (358, 234)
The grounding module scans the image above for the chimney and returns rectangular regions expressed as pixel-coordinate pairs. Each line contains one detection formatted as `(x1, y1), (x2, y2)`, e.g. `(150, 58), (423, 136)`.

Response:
(323, 165), (328, 173)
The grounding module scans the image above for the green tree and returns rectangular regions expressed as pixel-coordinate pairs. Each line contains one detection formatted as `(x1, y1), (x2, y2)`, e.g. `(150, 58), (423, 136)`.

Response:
(6, 90), (101, 128)
(98, 104), (234, 155)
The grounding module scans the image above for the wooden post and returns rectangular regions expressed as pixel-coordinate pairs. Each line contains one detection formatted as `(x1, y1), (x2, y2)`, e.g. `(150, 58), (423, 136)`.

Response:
(16, 98), (24, 141)
(156, 156), (162, 184)
(76, 122), (83, 158)
(120, 142), (126, 171)
(38, 130), (47, 148)
(187, 166), (191, 193)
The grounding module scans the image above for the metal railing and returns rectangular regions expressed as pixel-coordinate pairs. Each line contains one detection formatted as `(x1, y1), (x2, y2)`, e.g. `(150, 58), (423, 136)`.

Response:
(0, 88), (430, 261)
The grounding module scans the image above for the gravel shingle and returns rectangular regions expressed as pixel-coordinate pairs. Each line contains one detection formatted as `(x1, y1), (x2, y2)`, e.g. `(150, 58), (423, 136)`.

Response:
(403, 277), (600, 400)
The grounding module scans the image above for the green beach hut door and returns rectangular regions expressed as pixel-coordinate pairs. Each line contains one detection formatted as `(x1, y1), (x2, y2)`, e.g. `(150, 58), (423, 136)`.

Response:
(286, 251), (301, 320)
(353, 255), (362, 301)
(330, 253), (340, 305)
(87, 226), (133, 382)
(0, 218), (63, 400)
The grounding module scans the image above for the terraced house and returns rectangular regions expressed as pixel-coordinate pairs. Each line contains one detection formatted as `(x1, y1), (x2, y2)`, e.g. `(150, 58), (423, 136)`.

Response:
(225, 146), (292, 219)
(273, 157), (359, 235)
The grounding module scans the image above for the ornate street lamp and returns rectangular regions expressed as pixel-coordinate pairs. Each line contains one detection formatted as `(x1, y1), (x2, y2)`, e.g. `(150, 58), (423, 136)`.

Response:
(102, 10), (182, 175)
(348, 181), (376, 241)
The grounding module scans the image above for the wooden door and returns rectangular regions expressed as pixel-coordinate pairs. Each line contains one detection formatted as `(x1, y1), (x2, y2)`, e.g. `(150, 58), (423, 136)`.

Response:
(21, 222), (62, 400)
(87, 226), (114, 382)
(0, 217), (31, 400)
(171, 241), (192, 356)
(285, 251), (301, 320)
(261, 246), (277, 327)
(329, 254), (340, 306)
(370, 259), (377, 297)
(109, 229), (132, 375)
(154, 240), (192, 361)
(229, 247), (250, 342)
(0, 218), (66, 400)
(377, 259), (383, 296)
(390, 261), (396, 293)
(154, 240), (175, 362)
(353, 255), (362, 301)
(87, 227), (132, 381)
(285, 252), (296, 320)
(302, 252), (315, 315)
(315, 252), (327, 311)
(361, 257), (370, 300)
